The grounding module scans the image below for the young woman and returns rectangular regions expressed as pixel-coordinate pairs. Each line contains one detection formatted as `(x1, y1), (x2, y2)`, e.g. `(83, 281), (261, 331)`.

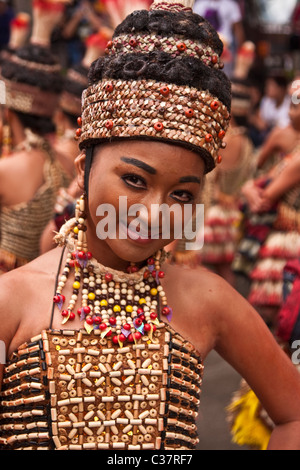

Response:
(0, 1), (66, 272)
(233, 96), (300, 328)
(1, 0), (300, 451)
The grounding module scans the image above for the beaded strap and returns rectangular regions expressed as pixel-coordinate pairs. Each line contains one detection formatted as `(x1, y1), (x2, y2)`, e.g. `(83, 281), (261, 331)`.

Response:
(105, 34), (222, 70)
(79, 79), (230, 167)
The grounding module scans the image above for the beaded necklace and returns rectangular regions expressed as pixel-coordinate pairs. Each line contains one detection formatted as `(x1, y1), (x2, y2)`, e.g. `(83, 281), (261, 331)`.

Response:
(53, 195), (172, 342)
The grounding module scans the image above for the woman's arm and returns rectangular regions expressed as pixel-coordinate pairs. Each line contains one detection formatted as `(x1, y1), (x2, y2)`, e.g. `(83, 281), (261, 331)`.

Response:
(260, 155), (300, 209)
(213, 279), (300, 449)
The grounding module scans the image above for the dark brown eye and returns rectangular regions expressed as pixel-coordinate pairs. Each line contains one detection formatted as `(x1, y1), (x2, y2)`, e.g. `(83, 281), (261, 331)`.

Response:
(121, 174), (146, 189)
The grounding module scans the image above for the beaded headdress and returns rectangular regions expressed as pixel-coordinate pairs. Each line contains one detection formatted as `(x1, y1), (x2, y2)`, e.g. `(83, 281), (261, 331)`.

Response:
(78, 0), (232, 174)
(0, 0), (67, 118)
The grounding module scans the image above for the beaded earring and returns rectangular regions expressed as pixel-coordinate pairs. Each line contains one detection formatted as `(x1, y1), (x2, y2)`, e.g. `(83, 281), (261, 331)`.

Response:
(53, 194), (172, 340)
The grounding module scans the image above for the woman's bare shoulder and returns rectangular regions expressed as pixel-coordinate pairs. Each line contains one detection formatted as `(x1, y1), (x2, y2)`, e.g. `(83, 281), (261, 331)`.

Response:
(0, 247), (64, 355)
(0, 248), (63, 325)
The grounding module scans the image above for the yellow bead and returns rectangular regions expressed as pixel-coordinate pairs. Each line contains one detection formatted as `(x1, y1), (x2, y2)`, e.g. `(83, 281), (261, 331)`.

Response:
(73, 281), (80, 290)
(88, 293), (96, 300)
(125, 305), (133, 313)
(150, 288), (158, 296)
(113, 305), (121, 313)
(73, 226), (79, 234)
(139, 298), (146, 305)
(100, 299), (108, 307)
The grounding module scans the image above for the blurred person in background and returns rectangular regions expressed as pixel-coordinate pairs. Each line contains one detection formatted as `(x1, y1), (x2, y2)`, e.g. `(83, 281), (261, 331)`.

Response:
(257, 75), (291, 137)
(0, 0), (14, 51)
(193, 0), (245, 76)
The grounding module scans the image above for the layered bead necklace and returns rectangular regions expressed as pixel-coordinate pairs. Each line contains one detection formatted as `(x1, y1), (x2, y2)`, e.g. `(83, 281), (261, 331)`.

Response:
(53, 195), (172, 343)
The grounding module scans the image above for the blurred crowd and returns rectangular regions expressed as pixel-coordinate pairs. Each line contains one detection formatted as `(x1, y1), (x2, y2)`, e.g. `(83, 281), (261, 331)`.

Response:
(1, 0), (300, 450)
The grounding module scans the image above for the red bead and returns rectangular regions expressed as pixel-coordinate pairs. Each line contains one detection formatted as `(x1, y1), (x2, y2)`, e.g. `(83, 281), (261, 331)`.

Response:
(123, 323), (131, 330)
(99, 323), (107, 331)
(83, 306), (91, 314)
(137, 307), (144, 314)
(217, 155), (222, 164)
(129, 38), (137, 47)
(130, 265), (138, 272)
(135, 318), (143, 327)
(109, 317), (116, 325)
(86, 317), (94, 325)
(77, 116), (82, 126)
(128, 334), (134, 342)
(93, 316), (102, 324)
(185, 108), (194, 118)
(112, 335), (119, 344)
(211, 55), (218, 64)
(77, 251), (85, 259)
(134, 332), (142, 341)
(69, 312), (75, 321)
(144, 323), (151, 332)
(71, 251), (77, 259)
(210, 100), (220, 111)
(154, 122), (164, 132)
(139, 314), (145, 322)
(147, 257), (154, 265)
(53, 295), (60, 303)
(87, 252), (93, 260)
(76, 128), (81, 137)
(119, 333), (126, 343)
(177, 42), (187, 52)
(106, 329), (112, 337)
(61, 309), (69, 317)
(152, 325), (157, 332)
(162, 307), (170, 316)
(205, 133), (213, 143)
(218, 130), (226, 139)
(150, 312), (157, 320)
(160, 86), (170, 97)
(77, 308), (82, 316)
(69, 260), (75, 268)
(105, 273), (113, 282)
(105, 83), (114, 93)
(106, 40), (113, 49)
(105, 120), (114, 130)
(158, 271), (165, 278)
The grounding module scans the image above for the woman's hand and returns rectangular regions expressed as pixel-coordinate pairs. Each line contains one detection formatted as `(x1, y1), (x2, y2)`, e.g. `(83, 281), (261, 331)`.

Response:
(241, 180), (265, 212)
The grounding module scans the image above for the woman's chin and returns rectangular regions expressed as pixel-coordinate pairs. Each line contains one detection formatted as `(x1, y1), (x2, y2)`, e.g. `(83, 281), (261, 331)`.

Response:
(105, 237), (170, 264)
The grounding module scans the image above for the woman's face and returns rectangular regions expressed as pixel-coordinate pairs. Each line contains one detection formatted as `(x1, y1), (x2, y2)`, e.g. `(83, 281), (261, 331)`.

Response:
(76, 140), (205, 266)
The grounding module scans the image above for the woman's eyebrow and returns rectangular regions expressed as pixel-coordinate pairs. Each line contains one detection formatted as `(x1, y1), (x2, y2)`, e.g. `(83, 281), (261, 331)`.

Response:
(179, 176), (201, 184)
(120, 157), (157, 174)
